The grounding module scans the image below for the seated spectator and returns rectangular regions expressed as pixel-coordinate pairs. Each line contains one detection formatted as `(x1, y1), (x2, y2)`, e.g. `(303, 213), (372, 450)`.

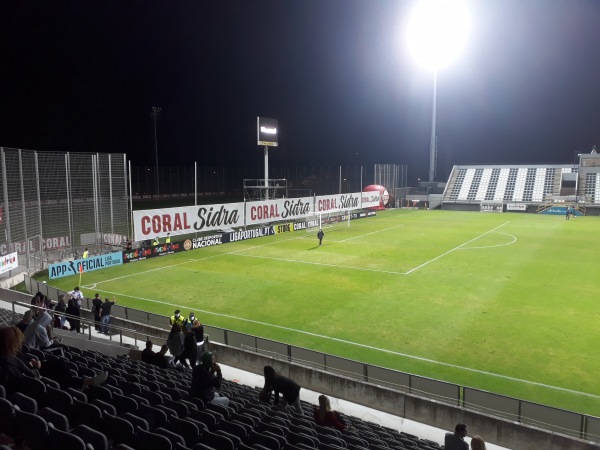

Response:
(190, 351), (229, 406)
(470, 436), (486, 450)
(192, 319), (205, 356)
(445, 423), (469, 450)
(23, 311), (63, 350)
(314, 395), (355, 431)
(141, 340), (156, 364)
(152, 345), (171, 369)
(261, 365), (303, 415)
(16, 311), (33, 333)
(0, 327), (107, 394)
(167, 324), (187, 368)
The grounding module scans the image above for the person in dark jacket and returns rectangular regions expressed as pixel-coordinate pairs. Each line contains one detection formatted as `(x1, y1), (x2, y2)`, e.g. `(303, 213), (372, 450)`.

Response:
(445, 423), (469, 450)
(92, 293), (103, 331)
(16, 311), (33, 333)
(261, 365), (303, 415)
(182, 327), (198, 368)
(190, 351), (229, 406)
(65, 299), (81, 333)
(141, 340), (156, 364)
(317, 229), (324, 246)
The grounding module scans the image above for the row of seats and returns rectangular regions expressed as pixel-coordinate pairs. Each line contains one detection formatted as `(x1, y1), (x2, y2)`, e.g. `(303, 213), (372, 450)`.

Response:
(1, 343), (444, 450)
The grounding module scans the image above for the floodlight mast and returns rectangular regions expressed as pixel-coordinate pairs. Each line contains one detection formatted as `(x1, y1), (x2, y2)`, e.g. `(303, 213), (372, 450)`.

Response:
(407, 0), (470, 183)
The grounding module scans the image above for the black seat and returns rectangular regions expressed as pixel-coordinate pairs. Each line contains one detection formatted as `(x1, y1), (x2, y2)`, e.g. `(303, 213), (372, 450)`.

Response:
(166, 416), (201, 447)
(71, 398), (102, 427)
(200, 430), (235, 450)
(0, 398), (16, 437)
(38, 407), (70, 432)
(190, 409), (218, 431)
(112, 392), (139, 415)
(102, 411), (135, 446)
(14, 407), (49, 450)
(48, 422), (86, 450)
(91, 398), (117, 416)
(250, 429), (282, 449)
(9, 392), (38, 413)
(154, 427), (187, 447)
(121, 412), (150, 431)
(138, 402), (169, 429)
(71, 424), (109, 450)
(45, 385), (74, 419)
(136, 426), (173, 450)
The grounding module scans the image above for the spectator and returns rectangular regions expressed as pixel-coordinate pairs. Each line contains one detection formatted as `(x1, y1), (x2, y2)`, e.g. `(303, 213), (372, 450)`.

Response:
(166, 324), (187, 368)
(314, 395), (354, 431)
(100, 297), (116, 335)
(445, 423), (469, 450)
(169, 309), (185, 327)
(192, 319), (205, 355)
(0, 326), (107, 394)
(261, 365), (303, 415)
(66, 299), (81, 333)
(69, 286), (83, 308)
(151, 345), (171, 369)
(30, 292), (43, 318)
(470, 436), (486, 450)
(141, 340), (156, 364)
(190, 351), (229, 406)
(22, 312), (63, 350)
(16, 311), (33, 333)
(92, 293), (103, 331)
(182, 327), (198, 368)
(55, 295), (67, 329)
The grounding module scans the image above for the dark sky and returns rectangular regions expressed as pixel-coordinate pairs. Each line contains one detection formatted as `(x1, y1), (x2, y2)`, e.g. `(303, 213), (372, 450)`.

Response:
(1, 0), (599, 181)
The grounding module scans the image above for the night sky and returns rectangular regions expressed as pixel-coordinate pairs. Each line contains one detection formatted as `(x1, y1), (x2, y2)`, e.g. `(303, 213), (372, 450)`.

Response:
(1, 0), (599, 181)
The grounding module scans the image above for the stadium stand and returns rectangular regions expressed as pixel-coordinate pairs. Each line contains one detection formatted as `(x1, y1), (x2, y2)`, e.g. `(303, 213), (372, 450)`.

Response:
(3, 294), (600, 450)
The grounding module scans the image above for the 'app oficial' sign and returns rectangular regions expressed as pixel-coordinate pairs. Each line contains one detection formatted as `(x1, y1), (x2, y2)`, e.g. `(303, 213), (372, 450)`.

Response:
(49, 252), (123, 279)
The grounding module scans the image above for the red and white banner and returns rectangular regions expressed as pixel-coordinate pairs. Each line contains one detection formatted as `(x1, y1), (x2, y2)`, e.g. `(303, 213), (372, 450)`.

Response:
(361, 191), (381, 209)
(133, 202), (245, 241)
(0, 252), (18, 274)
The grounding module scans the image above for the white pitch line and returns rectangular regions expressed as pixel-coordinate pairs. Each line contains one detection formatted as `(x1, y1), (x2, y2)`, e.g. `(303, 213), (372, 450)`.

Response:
(404, 222), (511, 275)
(460, 232), (517, 250)
(89, 288), (600, 401)
(339, 223), (405, 242)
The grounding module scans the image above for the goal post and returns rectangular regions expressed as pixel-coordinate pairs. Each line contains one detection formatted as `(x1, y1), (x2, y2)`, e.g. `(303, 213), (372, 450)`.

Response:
(303, 208), (351, 232)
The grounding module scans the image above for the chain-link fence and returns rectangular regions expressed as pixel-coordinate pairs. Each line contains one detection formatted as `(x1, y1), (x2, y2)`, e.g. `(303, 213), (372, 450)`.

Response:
(0, 148), (129, 274)
(131, 164), (410, 200)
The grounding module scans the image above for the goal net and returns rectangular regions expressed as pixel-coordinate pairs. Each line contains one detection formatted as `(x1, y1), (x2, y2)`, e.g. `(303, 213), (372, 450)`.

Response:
(480, 201), (504, 213)
(303, 209), (351, 232)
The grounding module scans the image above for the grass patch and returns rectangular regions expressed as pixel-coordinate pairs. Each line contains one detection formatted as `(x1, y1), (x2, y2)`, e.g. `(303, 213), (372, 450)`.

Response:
(38, 209), (600, 415)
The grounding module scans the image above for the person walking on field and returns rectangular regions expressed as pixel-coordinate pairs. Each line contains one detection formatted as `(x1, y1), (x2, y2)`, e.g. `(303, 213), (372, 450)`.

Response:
(317, 229), (324, 246)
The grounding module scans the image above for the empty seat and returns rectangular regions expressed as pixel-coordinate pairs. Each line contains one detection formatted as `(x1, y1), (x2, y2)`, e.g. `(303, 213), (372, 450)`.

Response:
(71, 424), (109, 450)
(38, 407), (70, 432)
(14, 407), (49, 450)
(136, 426), (173, 450)
(102, 411), (135, 446)
(121, 412), (150, 431)
(71, 399), (102, 427)
(166, 416), (201, 447)
(155, 427), (187, 447)
(112, 392), (139, 415)
(9, 392), (38, 413)
(200, 430), (235, 450)
(45, 385), (74, 419)
(48, 422), (86, 450)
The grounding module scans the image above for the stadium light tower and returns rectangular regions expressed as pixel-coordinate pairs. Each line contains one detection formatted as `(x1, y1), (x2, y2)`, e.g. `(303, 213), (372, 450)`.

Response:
(151, 106), (162, 196)
(407, 0), (470, 182)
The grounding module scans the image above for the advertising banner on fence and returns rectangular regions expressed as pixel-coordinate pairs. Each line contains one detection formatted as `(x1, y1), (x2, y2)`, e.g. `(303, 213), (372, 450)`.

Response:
(133, 202), (245, 241)
(315, 193), (361, 212)
(1, 235), (72, 256)
(221, 227), (274, 244)
(361, 191), (382, 209)
(245, 196), (314, 226)
(506, 203), (527, 212)
(0, 252), (18, 275)
(123, 241), (183, 263)
(49, 252), (123, 279)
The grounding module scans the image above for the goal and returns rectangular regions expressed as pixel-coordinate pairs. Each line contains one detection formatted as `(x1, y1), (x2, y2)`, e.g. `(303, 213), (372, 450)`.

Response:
(303, 209), (351, 232)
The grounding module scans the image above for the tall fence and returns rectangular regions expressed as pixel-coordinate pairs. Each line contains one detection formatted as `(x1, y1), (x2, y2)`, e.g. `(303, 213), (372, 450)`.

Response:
(130, 165), (406, 199)
(0, 148), (129, 272)
(13, 274), (600, 444)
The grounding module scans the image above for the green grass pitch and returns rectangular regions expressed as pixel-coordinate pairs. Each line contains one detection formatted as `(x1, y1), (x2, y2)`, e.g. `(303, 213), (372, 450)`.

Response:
(39, 209), (600, 416)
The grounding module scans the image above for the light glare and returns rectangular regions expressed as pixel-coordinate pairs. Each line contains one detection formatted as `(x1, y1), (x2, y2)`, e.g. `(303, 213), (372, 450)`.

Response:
(407, 0), (470, 71)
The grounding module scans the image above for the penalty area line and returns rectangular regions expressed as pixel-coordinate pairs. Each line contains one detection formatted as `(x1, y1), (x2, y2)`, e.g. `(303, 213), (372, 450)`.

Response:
(90, 289), (600, 401)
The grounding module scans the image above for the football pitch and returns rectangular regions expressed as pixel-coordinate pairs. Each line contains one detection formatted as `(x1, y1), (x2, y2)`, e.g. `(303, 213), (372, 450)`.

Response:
(40, 209), (600, 416)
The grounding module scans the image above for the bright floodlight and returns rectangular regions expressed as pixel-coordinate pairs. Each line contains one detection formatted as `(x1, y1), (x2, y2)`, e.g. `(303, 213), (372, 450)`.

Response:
(407, 0), (470, 71)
